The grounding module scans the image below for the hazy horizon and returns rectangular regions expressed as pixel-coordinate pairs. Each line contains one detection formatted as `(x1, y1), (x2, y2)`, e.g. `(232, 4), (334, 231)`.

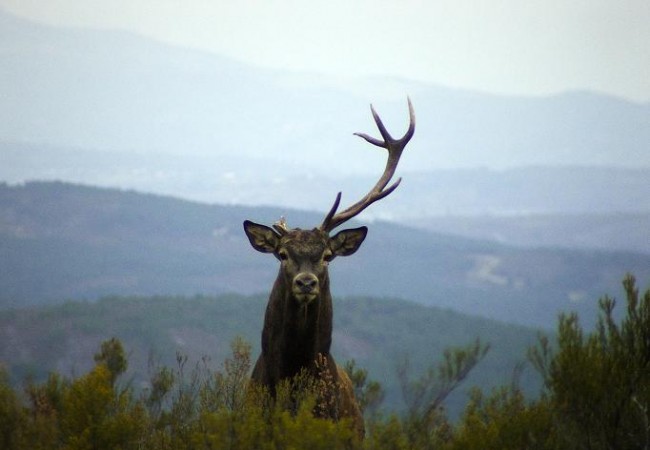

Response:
(1, 0), (649, 103)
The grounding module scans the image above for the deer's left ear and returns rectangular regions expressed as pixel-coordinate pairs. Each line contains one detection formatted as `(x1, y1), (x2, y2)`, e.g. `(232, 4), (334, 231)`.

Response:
(243, 220), (280, 254)
(329, 226), (368, 257)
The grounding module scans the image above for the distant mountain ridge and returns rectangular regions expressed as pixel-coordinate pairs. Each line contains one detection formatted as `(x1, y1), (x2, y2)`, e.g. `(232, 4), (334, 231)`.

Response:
(1, 6), (649, 181)
(1, 181), (648, 329)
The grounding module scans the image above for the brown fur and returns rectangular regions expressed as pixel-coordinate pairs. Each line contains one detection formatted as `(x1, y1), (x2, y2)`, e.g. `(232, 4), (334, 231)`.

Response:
(337, 365), (365, 439)
(244, 223), (366, 439)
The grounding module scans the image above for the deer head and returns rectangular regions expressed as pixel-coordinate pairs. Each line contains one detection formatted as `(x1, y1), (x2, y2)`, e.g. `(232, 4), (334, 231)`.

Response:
(243, 223), (368, 306)
(244, 97), (415, 277)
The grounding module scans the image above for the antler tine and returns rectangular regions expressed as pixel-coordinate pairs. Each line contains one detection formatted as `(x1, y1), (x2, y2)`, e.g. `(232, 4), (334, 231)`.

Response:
(321, 98), (415, 232)
(355, 105), (391, 147)
(354, 97), (415, 149)
(321, 192), (342, 230)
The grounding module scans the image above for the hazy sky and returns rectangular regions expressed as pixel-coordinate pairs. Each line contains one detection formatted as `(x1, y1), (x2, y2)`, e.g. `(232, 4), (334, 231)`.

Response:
(2, 0), (649, 102)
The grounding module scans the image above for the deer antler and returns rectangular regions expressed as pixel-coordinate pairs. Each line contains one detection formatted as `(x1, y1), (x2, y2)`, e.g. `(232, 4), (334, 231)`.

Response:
(320, 97), (415, 233)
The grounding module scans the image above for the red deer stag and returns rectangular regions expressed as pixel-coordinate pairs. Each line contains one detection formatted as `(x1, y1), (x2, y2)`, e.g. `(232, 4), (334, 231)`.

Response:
(243, 99), (415, 438)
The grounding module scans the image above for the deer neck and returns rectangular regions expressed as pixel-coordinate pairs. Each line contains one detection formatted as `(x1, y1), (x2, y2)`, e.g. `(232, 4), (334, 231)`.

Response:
(264, 270), (333, 374)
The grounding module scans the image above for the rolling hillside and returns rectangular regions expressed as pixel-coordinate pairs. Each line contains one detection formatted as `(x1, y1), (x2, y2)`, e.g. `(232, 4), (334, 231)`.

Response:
(1, 181), (648, 329)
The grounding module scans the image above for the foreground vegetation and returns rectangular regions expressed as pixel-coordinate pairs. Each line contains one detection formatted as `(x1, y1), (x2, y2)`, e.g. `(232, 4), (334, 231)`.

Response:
(0, 275), (648, 449)
(0, 292), (541, 416)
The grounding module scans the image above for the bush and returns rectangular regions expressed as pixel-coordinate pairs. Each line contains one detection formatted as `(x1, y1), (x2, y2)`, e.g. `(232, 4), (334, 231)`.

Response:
(529, 274), (650, 449)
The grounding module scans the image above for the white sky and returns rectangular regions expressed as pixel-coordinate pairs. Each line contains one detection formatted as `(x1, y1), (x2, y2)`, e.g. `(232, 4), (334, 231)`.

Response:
(1, 0), (649, 102)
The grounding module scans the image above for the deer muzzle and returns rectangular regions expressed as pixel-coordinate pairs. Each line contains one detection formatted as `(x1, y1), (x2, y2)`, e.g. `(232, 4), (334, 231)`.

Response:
(292, 272), (319, 304)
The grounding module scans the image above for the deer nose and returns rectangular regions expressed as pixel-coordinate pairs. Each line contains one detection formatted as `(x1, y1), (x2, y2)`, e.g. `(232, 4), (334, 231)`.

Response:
(293, 273), (319, 293)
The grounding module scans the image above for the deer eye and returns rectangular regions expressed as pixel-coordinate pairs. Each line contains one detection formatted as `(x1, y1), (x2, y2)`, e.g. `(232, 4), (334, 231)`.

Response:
(278, 250), (289, 261)
(323, 250), (334, 262)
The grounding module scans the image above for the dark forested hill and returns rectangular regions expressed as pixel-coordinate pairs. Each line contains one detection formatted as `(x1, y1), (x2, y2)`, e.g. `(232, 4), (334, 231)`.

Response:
(1, 181), (648, 328)
(0, 293), (541, 416)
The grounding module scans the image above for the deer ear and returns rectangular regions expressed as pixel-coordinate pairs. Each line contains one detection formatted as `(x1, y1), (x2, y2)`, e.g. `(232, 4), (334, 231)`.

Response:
(243, 220), (280, 254)
(330, 226), (368, 257)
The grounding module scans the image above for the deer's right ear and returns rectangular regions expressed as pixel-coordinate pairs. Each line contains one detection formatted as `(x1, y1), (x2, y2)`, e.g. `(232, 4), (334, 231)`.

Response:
(243, 220), (280, 254)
